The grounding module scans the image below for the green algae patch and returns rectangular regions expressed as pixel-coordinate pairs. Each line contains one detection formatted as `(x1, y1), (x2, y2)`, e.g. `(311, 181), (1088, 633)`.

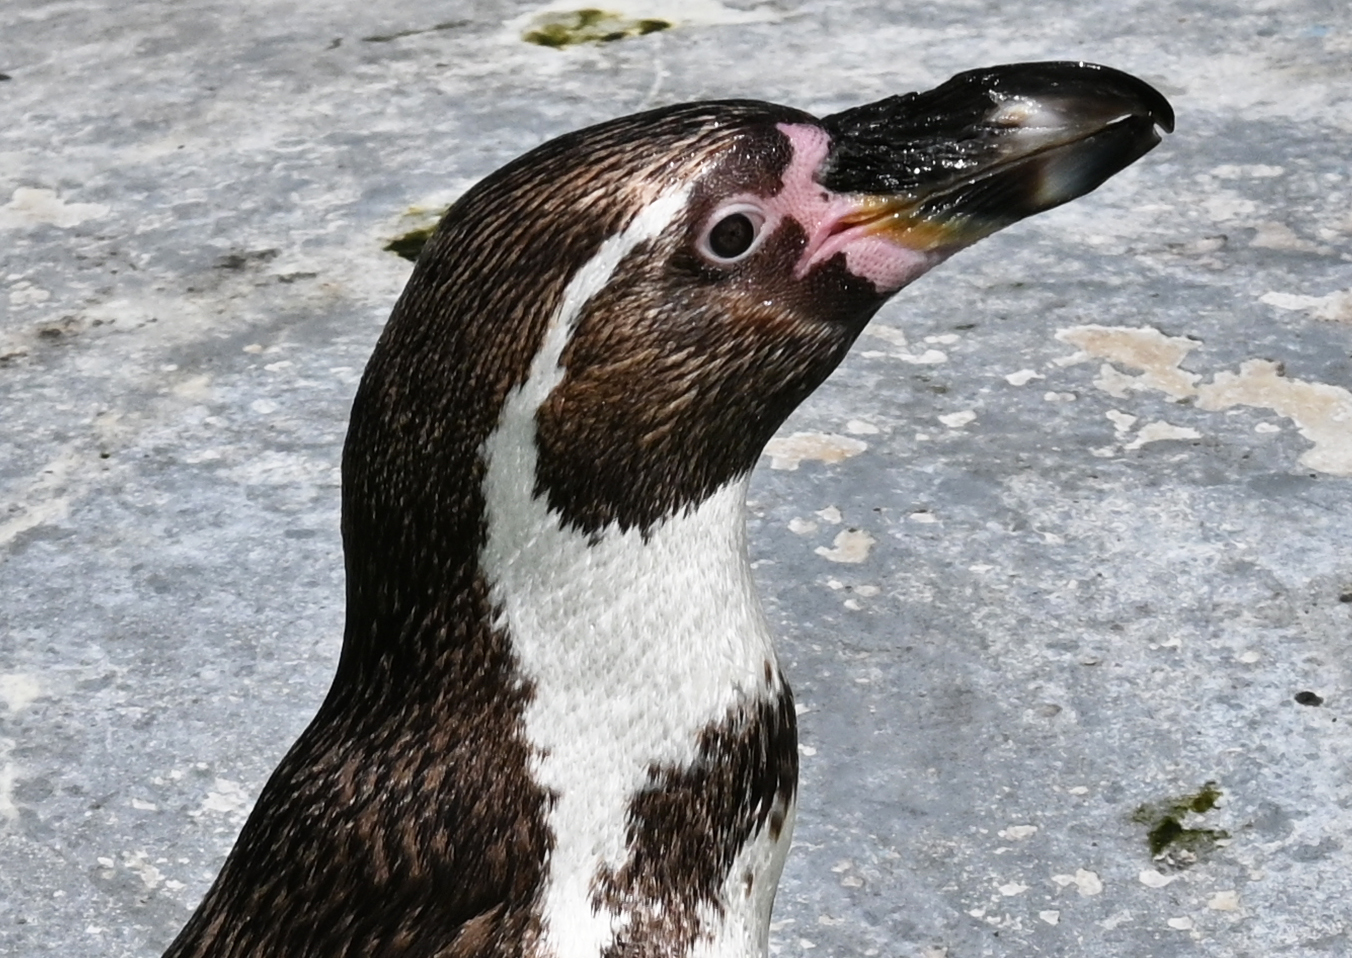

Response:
(383, 204), (453, 263)
(1132, 781), (1229, 861)
(523, 9), (671, 48)
(384, 224), (438, 262)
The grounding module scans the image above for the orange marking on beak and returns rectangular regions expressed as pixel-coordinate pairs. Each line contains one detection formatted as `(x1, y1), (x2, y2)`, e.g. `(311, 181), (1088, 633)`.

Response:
(836, 196), (981, 252)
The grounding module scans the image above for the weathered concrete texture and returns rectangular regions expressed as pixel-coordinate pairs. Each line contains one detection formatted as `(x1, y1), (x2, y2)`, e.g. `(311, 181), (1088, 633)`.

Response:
(2, 1), (1350, 955)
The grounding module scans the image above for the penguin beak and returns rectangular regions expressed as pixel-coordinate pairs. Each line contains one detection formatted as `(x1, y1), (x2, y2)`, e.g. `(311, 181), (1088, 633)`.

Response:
(817, 61), (1175, 252)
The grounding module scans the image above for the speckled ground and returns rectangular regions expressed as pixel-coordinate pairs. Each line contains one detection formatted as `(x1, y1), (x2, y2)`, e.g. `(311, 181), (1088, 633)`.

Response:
(2, 1), (1350, 955)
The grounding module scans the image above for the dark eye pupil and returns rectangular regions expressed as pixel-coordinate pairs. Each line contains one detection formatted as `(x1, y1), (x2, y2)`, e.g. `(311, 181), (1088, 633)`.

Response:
(708, 212), (756, 259)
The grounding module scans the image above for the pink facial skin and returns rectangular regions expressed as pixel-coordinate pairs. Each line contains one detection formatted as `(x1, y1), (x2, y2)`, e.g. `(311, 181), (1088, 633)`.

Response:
(769, 123), (951, 293)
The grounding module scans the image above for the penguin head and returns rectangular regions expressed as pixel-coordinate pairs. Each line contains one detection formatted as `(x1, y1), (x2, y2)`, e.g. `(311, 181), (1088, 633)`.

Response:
(348, 62), (1172, 585)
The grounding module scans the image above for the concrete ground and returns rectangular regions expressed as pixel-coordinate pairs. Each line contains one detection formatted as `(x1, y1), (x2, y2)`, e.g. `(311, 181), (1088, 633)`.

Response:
(2, 1), (1350, 955)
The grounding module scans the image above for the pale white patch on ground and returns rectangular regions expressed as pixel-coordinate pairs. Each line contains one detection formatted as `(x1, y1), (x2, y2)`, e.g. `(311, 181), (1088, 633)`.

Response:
(815, 529), (875, 564)
(860, 324), (908, 348)
(998, 882), (1028, 896)
(1056, 326), (1201, 399)
(938, 410), (976, 429)
(171, 375), (215, 403)
(1260, 288), (1352, 322)
(1255, 422), (1281, 434)
(1208, 890), (1240, 911)
(908, 511), (937, 523)
(1092, 364), (1141, 398)
(122, 851), (164, 890)
(763, 432), (867, 470)
(1139, 868), (1176, 888)
(8, 282), (52, 308)
(998, 824), (1038, 840)
(1201, 189), (1258, 222)
(0, 446), (84, 549)
(1043, 391), (1076, 402)
(1167, 916), (1194, 930)
(223, 450), (327, 486)
(191, 779), (252, 819)
(903, 349), (948, 364)
(1197, 360), (1352, 475)
(1250, 221), (1326, 253)
(845, 419), (879, 434)
(1052, 869), (1103, 896)
(1211, 164), (1284, 178)
(858, 323), (946, 363)
(0, 187), (109, 228)
(788, 517), (818, 535)
(1053, 350), (1091, 367)
(0, 739), (18, 822)
(1057, 324), (1352, 475)
(1124, 421), (1201, 450)
(1005, 369), (1043, 386)
(0, 674), (42, 713)
(815, 506), (842, 524)
(1106, 410), (1138, 433)
(1039, 910), (1060, 925)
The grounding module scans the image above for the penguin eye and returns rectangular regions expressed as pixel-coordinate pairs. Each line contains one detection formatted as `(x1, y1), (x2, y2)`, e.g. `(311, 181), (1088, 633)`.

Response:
(699, 206), (766, 263)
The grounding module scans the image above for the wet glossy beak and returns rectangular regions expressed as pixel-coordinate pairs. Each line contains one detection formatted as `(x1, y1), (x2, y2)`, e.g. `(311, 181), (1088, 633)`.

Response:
(819, 61), (1175, 251)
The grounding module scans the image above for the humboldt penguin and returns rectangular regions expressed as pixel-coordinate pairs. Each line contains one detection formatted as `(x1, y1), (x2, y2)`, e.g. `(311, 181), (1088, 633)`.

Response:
(163, 61), (1172, 958)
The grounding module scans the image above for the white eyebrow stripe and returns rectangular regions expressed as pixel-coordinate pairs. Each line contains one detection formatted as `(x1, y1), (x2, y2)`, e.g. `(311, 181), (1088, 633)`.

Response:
(512, 185), (692, 415)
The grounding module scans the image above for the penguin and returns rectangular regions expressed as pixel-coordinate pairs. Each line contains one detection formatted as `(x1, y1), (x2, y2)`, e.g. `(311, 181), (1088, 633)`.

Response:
(163, 62), (1172, 958)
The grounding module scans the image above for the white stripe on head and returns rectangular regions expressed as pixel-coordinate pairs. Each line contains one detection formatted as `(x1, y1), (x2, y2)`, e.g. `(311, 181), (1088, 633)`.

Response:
(479, 186), (784, 956)
(511, 186), (693, 415)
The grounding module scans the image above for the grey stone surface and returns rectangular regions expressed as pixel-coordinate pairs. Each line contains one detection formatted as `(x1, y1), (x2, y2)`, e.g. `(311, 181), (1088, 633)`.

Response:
(2, 1), (1350, 955)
